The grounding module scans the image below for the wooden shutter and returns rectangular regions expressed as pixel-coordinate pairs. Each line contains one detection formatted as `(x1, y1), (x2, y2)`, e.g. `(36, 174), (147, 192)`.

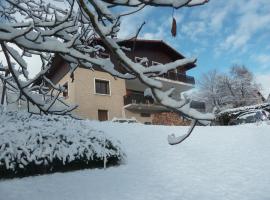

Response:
(98, 110), (108, 121)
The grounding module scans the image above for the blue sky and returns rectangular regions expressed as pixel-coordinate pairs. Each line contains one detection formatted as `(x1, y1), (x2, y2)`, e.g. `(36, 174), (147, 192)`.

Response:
(118, 0), (270, 96)
(1, 0), (269, 96)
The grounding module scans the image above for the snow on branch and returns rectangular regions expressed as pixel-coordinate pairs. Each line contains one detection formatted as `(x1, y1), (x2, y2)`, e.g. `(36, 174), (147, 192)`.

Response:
(78, 0), (214, 144)
(168, 119), (197, 145)
(101, 0), (209, 8)
(0, 0), (214, 144)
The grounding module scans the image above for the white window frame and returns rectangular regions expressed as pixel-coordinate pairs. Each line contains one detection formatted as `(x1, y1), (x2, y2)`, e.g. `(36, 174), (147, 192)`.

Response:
(94, 78), (111, 96)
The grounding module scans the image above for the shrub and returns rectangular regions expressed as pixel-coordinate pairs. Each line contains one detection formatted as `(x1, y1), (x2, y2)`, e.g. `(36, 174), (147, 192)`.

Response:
(0, 109), (125, 179)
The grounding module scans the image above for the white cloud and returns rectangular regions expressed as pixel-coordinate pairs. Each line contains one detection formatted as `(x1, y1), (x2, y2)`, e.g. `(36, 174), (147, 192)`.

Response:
(117, 7), (154, 39)
(209, 9), (227, 31)
(168, 1), (234, 45)
(254, 54), (270, 69)
(255, 73), (270, 98)
(141, 12), (184, 40)
(198, 1), (234, 32)
(141, 21), (168, 40)
(220, 1), (270, 52)
(181, 21), (206, 42)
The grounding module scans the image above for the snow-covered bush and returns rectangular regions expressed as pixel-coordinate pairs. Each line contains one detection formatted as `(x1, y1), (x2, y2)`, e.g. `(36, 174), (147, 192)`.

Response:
(0, 108), (125, 178)
(216, 103), (270, 125)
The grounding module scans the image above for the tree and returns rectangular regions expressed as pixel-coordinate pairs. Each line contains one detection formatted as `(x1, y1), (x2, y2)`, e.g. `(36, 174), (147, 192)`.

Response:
(229, 65), (260, 107)
(196, 69), (221, 112)
(0, 0), (214, 145)
(196, 66), (262, 112)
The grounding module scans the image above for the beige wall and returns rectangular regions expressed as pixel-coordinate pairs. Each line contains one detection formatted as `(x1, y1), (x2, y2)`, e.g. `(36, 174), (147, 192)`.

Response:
(58, 73), (76, 105)
(69, 68), (126, 120)
(58, 68), (154, 123)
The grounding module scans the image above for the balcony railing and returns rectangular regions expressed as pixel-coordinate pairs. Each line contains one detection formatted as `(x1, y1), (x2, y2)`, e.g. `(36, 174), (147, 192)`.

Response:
(124, 93), (154, 105)
(159, 72), (195, 84)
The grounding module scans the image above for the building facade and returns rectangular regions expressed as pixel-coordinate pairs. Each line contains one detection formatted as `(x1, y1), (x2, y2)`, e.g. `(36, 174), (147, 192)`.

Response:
(50, 40), (197, 124)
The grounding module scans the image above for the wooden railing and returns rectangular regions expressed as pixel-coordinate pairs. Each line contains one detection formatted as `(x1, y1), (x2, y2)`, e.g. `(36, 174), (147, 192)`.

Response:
(124, 93), (154, 105)
(160, 72), (195, 84)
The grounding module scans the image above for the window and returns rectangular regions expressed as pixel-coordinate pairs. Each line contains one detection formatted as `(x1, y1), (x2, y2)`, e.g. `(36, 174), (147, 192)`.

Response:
(63, 82), (68, 98)
(98, 110), (108, 121)
(140, 113), (151, 117)
(95, 79), (110, 95)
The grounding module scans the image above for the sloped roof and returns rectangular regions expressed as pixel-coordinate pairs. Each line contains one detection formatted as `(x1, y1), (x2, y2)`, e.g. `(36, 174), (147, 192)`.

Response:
(117, 39), (195, 70)
(45, 39), (195, 83)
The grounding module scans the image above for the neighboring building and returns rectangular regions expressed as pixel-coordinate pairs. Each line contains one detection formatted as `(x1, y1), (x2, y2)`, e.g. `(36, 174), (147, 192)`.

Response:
(44, 40), (197, 124)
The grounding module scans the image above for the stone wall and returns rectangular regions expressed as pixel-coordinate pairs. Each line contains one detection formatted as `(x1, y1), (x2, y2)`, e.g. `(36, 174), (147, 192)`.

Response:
(152, 112), (191, 126)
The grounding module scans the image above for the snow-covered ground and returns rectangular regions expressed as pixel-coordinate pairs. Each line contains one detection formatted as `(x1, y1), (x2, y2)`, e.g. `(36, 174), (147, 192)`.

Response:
(1, 121), (270, 200)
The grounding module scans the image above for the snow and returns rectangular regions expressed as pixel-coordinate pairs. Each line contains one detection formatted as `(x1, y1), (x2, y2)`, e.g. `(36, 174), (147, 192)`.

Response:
(98, 0), (209, 8)
(0, 109), (124, 174)
(218, 102), (270, 116)
(237, 112), (256, 119)
(0, 120), (270, 200)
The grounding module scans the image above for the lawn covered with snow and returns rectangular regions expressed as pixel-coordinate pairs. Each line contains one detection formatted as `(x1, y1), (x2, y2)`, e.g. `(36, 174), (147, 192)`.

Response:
(1, 121), (270, 200)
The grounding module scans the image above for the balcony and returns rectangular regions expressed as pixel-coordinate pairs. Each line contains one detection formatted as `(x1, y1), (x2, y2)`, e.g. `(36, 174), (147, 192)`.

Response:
(159, 72), (195, 85)
(125, 72), (194, 96)
(124, 93), (154, 105)
(123, 93), (168, 113)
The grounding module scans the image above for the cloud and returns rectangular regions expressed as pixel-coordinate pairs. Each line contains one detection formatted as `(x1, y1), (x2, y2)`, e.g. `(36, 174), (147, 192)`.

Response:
(180, 0), (236, 40)
(208, 9), (228, 31)
(254, 54), (270, 69)
(197, 1), (234, 32)
(141, 19), (168, 40)
(141, 12), (183, 40)
(221, 13), (270, 51)
(255, 73), (270, 98)
(181, 21), (206, 42)
(117, 7), (154, 39)
(219, 1), (270, 52)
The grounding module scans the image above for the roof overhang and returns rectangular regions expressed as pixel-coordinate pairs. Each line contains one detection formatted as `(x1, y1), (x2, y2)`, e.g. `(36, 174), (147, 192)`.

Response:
(124, 103), (169, 113)
(43, 39), (195, 85)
